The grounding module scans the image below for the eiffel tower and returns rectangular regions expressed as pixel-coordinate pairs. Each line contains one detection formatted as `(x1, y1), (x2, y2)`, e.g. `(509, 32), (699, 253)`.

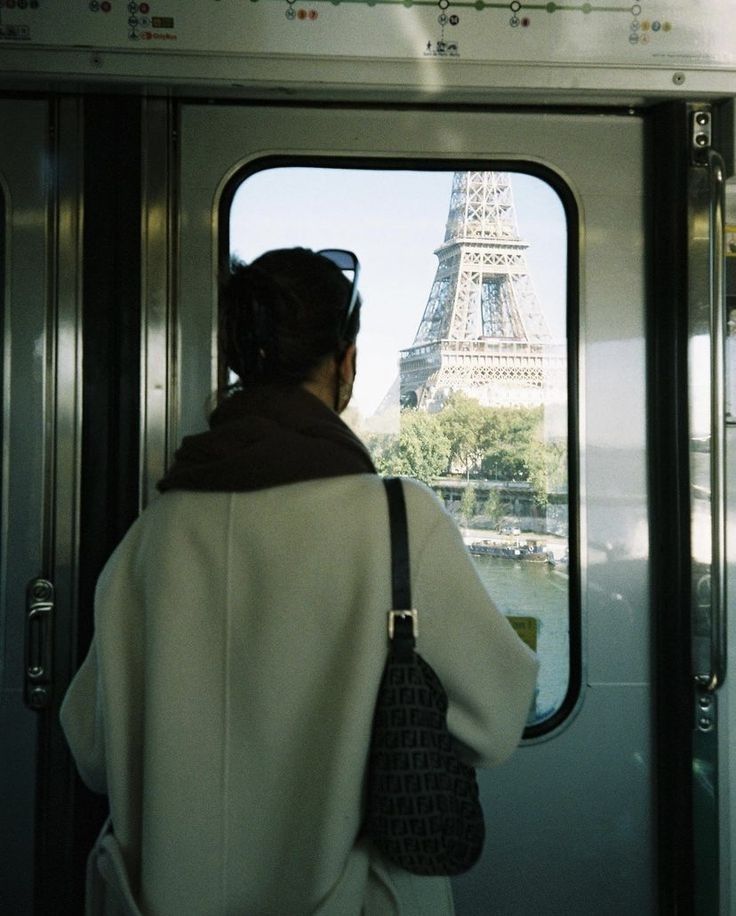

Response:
(399, 171), (564, 411)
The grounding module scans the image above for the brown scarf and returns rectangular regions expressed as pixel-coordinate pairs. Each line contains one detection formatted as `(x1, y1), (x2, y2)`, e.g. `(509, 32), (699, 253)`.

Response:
(157, 385), (376, 493)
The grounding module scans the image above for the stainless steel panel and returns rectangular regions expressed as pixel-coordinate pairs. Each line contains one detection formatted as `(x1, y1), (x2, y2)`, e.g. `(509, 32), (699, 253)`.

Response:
(140, 98), (177, 508)
(688, 114), (728, 914)
(0, 0), (732, 69)
(455, 686), (654, 914)
(2, 0), (736, 103)
(723, 426), (736, 913)
(53, 96), (84, 646)
(0, 94), (84, 915)
(719, 173), (736, 915)
(582, 189), (649, 689)
(0, 97), (50, 915)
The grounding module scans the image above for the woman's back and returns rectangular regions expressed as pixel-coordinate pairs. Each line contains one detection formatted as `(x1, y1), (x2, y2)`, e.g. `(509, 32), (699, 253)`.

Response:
(62, 474), (537, 914)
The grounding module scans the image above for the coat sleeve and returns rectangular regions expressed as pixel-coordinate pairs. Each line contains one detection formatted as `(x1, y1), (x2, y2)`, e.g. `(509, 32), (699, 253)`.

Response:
(407, 484), (539, 768)
(59, 638), (108, 794)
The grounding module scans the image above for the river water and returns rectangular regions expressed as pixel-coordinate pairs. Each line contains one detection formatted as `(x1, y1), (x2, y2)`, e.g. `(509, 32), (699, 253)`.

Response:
(469, 553), (570, 725)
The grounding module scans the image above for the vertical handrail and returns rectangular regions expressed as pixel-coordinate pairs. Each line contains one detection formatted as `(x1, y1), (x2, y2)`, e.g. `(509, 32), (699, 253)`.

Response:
(694, 148), (727, 692)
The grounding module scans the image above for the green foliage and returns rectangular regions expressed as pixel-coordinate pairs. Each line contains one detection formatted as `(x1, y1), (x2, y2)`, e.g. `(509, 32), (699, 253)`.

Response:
(482, 487), (504, 525)
(459, 483), (477, 524)
(525, 439), (568, 509)
(435, 393), (488, 480)
(366, 395), (567, 508)
(369, 410), (451, 485)
(479, 405), (542, 482)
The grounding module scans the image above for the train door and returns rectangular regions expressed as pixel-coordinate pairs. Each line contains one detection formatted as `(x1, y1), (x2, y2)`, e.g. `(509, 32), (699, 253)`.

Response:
(172, 103), (656, 913)
(0, 98), (83, 913)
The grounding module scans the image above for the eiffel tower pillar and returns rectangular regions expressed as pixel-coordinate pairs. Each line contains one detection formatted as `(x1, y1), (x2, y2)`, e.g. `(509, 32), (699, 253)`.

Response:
(399, 171), (564, 411)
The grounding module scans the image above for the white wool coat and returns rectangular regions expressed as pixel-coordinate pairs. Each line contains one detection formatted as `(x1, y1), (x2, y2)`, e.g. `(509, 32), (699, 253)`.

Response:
(61, 474), (538, 915)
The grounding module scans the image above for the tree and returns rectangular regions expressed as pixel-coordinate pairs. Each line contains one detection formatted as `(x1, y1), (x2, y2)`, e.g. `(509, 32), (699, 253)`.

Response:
(526, 439), (567, 509)
(371, 410), (451, 485)
(459, 483), (477, 526)
(480, 406), (542, 481)
(436, 393), (488, 479)
(482, 487), (504, 526)
(367, 399), (566, 509)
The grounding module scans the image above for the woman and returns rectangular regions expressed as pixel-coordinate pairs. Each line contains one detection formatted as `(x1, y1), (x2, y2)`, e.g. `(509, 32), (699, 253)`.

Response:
(61, 247), (538, 915)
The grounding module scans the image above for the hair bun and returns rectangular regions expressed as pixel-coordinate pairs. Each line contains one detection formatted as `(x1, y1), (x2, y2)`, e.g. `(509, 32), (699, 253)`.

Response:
(220, 248), (359, 388)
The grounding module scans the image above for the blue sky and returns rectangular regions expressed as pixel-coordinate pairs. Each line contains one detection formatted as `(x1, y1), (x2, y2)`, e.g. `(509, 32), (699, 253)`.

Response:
(230, 167), (567, 415)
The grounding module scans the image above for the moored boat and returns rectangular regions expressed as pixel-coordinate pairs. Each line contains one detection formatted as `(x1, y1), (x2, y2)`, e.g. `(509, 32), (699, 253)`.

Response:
(469, 539), (553, 563)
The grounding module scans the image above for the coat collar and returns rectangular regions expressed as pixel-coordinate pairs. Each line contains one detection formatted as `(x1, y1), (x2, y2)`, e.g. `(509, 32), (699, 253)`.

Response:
(158, 385), (376, 493)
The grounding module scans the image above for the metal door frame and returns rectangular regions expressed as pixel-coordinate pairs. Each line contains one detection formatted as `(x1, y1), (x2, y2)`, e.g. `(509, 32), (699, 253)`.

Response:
(173, 101), (656, 914)
(0, 95), (84, 914)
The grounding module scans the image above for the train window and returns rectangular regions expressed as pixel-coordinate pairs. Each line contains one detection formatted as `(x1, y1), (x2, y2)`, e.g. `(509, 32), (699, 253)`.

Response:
(227, 165), (576, 734)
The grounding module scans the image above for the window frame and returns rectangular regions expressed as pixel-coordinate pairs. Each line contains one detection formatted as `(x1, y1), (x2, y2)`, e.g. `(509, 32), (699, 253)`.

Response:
(218, 154), (581, 741)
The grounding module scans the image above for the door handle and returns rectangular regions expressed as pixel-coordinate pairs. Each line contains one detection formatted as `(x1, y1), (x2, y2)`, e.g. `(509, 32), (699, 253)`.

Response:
(693, 140), (727, 692)
(24, 578), (54, 710)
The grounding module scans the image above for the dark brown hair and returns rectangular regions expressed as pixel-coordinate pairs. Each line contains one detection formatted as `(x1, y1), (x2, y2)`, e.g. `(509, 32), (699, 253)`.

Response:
(220, 247), (361, 387)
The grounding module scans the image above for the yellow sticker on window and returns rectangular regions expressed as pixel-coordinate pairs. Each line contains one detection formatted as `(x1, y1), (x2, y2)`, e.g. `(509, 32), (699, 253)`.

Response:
(507, 615), (538, 652)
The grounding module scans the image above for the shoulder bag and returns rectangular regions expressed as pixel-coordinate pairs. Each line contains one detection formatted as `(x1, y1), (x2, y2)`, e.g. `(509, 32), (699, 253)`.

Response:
(364, 477), (485, 876)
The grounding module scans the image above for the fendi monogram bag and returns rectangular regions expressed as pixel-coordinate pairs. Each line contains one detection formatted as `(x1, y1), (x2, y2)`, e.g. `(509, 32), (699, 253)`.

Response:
(364, 477), (485, 876)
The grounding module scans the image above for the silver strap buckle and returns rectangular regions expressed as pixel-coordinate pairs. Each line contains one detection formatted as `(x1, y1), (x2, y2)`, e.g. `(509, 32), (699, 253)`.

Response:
(388, 609), (418, 640)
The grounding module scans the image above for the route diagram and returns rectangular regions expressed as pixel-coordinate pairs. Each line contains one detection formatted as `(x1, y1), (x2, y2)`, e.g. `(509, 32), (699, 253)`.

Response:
(266, 0), (671, 59)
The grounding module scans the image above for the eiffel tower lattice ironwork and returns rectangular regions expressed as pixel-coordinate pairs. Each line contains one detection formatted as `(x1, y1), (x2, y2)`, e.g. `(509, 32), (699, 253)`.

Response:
(399, 171), (565, 411)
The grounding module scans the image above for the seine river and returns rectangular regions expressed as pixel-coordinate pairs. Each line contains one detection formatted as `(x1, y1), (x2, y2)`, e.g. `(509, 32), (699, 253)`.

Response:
(468, 552), (570, 725)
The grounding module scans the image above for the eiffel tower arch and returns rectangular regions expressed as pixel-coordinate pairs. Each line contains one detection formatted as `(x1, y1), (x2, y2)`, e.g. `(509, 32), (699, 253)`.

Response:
(399, 171), (565, 412)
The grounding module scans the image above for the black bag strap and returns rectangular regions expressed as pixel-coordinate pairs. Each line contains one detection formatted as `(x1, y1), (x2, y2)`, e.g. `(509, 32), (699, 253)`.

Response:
(383, 478), (416, 653)
(384, 477), (411, 609)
